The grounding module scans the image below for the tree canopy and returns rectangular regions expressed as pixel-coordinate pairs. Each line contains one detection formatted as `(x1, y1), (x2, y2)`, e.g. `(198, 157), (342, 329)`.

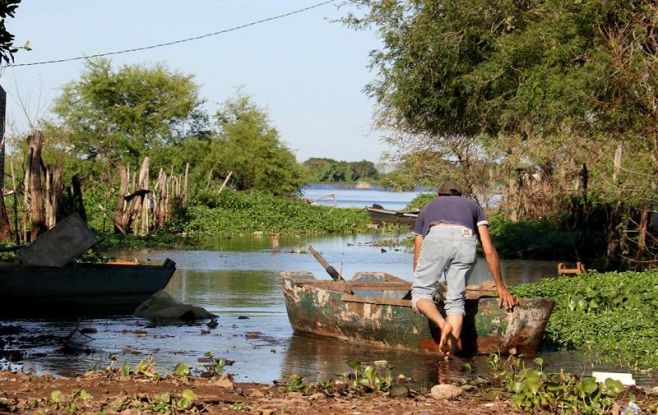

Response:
(211, 94), (304, 196)
(303, 158), (379, 183)
(48, 59), (205, 163)
(345, 0), (658, 266)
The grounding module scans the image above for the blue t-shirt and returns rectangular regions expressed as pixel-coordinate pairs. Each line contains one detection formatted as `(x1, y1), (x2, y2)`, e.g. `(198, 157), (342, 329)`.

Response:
(413, 196), (488, 236)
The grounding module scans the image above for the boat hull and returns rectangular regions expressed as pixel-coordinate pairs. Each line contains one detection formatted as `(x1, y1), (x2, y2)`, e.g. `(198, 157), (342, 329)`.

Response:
(366, 207), (418, 226)
(282, 272), (554, 355)
(0, 260), (176, 317)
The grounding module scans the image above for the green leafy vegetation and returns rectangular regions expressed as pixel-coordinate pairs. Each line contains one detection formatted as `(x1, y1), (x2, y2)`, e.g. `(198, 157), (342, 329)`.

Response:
(302, 158), (379, 184)
(284, 360), (398, 396)
(512, 271), (658, 369)
(340, 360), (395, 392)
(487, 213), (584, 260)
(198, 352), (226, 378)
(489, 355), (628, 414)
(180, 189), (371, 235)
(404, 193), (434, 210)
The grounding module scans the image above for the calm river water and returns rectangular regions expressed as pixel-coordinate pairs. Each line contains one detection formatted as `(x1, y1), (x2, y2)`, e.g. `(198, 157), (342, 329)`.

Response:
(1, 233), (655, 387)
(1, 189), (654, 386)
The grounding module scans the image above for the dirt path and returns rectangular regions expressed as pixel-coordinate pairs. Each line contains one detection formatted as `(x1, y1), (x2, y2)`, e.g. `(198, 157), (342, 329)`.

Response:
(0, 370), (519, 414)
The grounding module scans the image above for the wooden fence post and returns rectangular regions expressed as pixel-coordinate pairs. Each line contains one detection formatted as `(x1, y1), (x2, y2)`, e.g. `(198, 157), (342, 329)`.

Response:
(182, 163), (189, 207)
(114, 162), (128, 234)
(27, 131), (47, 241)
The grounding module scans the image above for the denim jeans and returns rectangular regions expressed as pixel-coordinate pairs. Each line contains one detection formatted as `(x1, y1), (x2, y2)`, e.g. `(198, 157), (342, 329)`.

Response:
(411, 226), (477, 315)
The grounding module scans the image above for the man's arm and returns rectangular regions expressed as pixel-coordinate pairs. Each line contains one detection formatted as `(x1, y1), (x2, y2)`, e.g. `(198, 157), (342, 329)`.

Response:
(477, 224), (517, 310)
(413, 234), (423, 272)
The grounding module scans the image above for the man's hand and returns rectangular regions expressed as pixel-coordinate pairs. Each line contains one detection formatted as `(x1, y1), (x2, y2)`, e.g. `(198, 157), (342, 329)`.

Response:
(497, 286), (518, 311)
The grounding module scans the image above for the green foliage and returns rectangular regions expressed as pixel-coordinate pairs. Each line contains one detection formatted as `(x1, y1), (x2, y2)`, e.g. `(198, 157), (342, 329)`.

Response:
(512, 271), (658, 369)
(173, 363), (190, 377)
(344, 0), (658, 266)
(182, 189), (371, 235)
(0, 1), (21, 65)
(132, 356), (160, 380)
(345, 0), (656, 144)
(404, 193), (434, 210)
(149, 93), (305, 197)
(286, 375), (307, 393)
(487, 212), (582, 260)
(48, 58), (204, 163)
(140, 389), (198, 413)
(198, 352), (226, 378)
(337, 360), (394, 393)
(492, 355), (624, 414)
(284, 361), (399, 397)
(303, 158), (379, 183)
(176, 389), (197, 411)
(211, 93), (304, 196)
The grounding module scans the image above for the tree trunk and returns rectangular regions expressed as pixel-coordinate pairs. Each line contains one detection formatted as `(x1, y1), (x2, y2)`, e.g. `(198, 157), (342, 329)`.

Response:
(0, 85), (10, 241)
(182, 163), (189, 207)
(9, 160), (18, 244)
(114, 162), (128, 234)
(27, 131), (47, 241)
(71, 174), (87, 222)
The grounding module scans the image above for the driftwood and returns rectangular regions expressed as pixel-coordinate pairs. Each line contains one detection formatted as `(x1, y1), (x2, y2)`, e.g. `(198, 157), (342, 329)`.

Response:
(218, 171), (233, 195)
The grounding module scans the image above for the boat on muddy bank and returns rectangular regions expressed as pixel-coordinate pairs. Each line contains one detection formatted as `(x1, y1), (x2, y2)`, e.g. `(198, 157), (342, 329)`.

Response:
(0, 259), (176, 317)
(281, 271), (554, 356)
(366, 205), (418, 227)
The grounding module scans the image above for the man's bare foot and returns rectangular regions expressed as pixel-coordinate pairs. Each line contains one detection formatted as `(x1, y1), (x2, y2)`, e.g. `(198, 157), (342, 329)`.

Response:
(442, 334), (457, 360)
(438, 321), (453, 352)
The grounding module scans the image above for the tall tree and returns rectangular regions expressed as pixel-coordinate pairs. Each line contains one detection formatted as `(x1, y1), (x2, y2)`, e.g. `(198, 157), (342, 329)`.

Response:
(48, 59), (205, 164)
(209, 93), (304, 196)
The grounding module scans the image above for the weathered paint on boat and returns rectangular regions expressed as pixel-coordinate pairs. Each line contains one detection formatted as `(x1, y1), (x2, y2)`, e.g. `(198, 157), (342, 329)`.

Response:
(0, 259), (176, 317)
(281, 271), (554, 355)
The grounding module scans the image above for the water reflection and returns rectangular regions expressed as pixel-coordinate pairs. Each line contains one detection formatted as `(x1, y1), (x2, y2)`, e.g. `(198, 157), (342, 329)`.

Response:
(167, 270), (281, 311)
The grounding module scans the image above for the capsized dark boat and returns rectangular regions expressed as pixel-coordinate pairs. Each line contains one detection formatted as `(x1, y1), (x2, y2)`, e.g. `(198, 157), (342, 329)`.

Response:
(366, 205), (418, 227)
(281, 271), (554, 355)
(0, 259), (176, 317)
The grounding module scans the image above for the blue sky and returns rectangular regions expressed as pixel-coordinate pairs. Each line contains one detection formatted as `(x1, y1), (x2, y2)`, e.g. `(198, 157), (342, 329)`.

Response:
(2, 0), (390, 162)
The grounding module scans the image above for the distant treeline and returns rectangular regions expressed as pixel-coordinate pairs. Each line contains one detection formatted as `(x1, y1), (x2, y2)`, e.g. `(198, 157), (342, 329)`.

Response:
(302, 158), (379, 183)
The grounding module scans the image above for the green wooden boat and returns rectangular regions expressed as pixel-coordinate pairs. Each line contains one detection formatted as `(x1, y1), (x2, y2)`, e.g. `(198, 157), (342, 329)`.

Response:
(281, 271), (555, 355)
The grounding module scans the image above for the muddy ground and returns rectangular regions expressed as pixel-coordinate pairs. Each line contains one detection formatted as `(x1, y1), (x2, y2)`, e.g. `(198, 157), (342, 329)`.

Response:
(1, 370), (656, 415)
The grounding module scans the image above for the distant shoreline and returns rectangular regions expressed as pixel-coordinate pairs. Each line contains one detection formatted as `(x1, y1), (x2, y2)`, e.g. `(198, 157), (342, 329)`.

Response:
(301, 183), (433, 192)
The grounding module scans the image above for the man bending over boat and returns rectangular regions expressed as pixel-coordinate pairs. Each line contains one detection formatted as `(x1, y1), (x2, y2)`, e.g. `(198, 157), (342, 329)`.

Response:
(411, 181), (517, 356)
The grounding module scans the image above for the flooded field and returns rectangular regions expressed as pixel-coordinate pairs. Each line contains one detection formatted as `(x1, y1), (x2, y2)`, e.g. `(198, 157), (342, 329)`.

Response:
(1, 233), (655, 387)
